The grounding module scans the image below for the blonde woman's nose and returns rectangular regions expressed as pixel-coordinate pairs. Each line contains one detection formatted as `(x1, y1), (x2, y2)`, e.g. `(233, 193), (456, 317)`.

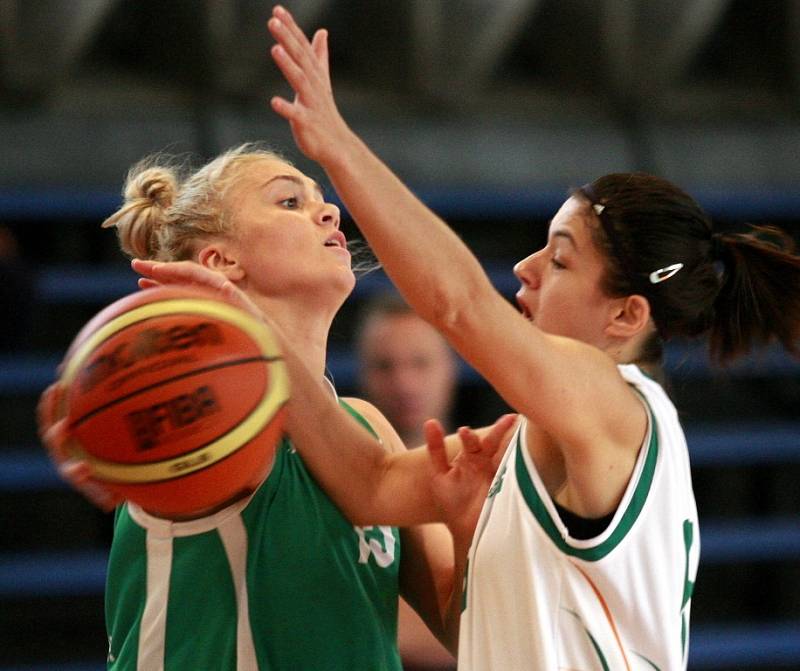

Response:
(317, 202), (340, 228)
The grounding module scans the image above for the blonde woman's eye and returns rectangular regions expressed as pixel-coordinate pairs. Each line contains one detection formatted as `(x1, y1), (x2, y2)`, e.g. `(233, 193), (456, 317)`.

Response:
(551, 258), (566, 269)
(280, 197), (299, 208)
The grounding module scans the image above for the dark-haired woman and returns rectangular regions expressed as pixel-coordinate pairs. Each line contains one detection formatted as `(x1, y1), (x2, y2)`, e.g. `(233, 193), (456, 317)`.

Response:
(265, 6), (800, 669)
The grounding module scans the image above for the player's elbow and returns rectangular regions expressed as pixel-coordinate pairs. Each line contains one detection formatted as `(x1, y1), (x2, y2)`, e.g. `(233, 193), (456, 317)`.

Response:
(428, 283), (488, 349)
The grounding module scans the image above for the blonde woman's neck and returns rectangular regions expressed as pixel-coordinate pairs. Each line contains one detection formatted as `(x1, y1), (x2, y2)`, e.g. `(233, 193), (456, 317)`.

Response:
(250, 294), (333, 379)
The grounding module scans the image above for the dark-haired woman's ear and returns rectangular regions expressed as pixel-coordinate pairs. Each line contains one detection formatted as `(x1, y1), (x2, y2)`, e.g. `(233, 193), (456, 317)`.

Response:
(605, 294), (652, 340)
(197, 244), (246, 282)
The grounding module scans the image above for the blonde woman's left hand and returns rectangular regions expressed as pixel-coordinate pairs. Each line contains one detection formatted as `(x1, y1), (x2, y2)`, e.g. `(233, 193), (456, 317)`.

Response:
(37, 382), (123, 511)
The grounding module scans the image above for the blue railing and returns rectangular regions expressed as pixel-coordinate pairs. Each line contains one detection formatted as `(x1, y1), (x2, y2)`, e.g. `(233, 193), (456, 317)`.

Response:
(0, 261), (794, 396)
(689, 621), (800, 669)
(0, 550), (107, 597)
(685, 422), (800, 466)
(3, 344), (799, 397)
(0, 665), (107, 671)
(4, 184), (800, 221)
(31, 261), (518, 304)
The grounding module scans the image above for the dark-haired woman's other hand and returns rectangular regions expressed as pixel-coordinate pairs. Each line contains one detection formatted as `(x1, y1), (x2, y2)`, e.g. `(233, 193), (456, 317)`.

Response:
(267, 5), (352, 167)
(426, 414), (518, 543)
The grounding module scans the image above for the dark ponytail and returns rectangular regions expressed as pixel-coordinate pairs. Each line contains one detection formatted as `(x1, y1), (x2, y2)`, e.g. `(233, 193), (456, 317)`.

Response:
(709, 226), (800, 364)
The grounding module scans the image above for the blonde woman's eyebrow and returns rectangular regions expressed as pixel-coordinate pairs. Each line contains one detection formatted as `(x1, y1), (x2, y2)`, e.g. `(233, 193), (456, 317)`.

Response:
(262, 174), (325, 200)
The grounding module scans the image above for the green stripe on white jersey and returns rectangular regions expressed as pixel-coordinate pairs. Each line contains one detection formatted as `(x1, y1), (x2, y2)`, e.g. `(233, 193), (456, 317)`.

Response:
(459, 364), (700, 671)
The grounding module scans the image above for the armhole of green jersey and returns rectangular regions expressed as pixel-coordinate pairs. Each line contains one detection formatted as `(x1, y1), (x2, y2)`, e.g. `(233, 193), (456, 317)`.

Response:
(339, 399), (380, 440)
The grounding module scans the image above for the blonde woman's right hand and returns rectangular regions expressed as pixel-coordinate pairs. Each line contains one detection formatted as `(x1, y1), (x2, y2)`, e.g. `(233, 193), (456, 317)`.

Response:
(37, 382), (122, 511)
(132, 259), (263, 319)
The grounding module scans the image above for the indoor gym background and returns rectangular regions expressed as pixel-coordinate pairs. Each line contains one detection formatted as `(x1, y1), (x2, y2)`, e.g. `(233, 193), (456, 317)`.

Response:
(0, 1), (798, 669)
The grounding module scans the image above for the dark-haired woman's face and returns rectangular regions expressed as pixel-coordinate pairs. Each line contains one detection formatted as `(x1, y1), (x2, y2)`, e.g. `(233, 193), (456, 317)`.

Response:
(513, 196), (617, 347)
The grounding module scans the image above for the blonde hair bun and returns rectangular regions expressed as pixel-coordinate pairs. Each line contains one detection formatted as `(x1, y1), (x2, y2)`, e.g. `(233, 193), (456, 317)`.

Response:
(126, 168), (177, 209)
(102, 165), (179, 259)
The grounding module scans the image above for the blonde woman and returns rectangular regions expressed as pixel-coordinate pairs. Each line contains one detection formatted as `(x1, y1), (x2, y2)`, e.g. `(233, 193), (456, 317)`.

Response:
(38, 145), (476, 670)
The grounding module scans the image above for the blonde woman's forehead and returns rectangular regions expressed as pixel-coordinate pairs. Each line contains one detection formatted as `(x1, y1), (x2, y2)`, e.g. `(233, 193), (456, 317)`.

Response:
(236, 158), (313, 186)
(234, 156), (296, 179)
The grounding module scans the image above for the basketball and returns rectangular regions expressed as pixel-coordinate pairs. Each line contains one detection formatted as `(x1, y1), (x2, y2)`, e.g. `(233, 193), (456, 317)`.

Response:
(55, 284), (290, 518)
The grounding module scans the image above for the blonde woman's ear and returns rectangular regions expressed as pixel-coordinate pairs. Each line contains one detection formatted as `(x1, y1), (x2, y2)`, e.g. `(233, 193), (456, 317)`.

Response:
(197, 244), (246, 282)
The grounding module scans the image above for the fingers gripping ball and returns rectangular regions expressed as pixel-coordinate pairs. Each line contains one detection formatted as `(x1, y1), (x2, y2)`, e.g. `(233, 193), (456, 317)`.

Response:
(56, 285), (289, 518)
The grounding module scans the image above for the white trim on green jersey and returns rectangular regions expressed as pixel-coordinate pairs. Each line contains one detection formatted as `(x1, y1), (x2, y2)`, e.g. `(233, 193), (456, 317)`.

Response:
(137, 531), (170, 670)
(126, 491), (257, 670)
(458, 364), (700, 671)
(106, 400), (403, 671)
(217, 515), (258, 669)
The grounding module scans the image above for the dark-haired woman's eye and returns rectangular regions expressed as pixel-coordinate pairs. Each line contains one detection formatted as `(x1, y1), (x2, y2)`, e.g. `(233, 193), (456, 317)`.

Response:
(280, 197), (299, 209)
(551, 258), (566, 269)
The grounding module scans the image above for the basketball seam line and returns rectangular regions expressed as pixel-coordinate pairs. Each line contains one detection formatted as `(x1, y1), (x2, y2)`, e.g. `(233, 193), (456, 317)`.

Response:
(69, 355), (282, 430)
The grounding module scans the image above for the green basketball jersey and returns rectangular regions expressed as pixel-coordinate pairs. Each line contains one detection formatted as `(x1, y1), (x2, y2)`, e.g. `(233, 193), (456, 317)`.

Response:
(105, 401), (403, 670)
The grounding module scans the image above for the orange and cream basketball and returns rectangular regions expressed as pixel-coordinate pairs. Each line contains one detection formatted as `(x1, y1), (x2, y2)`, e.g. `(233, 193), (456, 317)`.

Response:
(56, 285), (289, 518)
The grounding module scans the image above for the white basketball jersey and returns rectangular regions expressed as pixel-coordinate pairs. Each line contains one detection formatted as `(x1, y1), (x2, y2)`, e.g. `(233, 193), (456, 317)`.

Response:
(459, 364), (699, 671)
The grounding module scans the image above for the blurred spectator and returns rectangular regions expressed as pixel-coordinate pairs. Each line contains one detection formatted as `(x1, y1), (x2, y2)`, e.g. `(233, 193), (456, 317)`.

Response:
(356, 291), (457, 670)
(356, 291), (457, 446)
(0, 224), (34, 349)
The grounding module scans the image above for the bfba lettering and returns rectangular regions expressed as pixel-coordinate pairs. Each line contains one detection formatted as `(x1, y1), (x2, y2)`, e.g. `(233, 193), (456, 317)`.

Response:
(127, 385), (221, 451)
(79, 322), (224, 392)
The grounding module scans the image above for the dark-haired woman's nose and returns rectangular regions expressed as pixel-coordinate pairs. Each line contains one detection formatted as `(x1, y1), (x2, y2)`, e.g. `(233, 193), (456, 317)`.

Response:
(514, 252), (541, 290)
(316, 202), (341, 229)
